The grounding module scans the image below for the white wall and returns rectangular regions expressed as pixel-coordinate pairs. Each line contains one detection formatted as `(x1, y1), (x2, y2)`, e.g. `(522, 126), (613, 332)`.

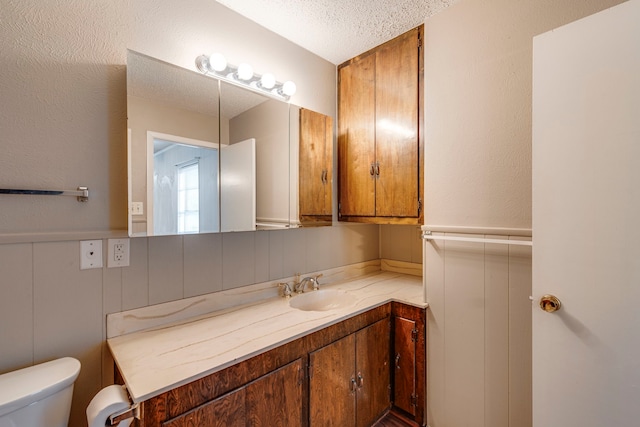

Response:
(422, 1), (627, 426)
(0, 1), (379, 426)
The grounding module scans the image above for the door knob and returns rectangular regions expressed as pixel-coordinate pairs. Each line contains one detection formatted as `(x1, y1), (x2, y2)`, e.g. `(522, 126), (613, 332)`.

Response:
(539, 294), (561, 312)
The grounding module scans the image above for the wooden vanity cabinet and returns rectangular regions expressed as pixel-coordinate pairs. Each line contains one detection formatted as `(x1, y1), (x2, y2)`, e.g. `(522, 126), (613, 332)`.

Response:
(299, 108), (333, 224)
(338, 25), (423, 225)
(130, 304), (392, 427)
(391, 302), (426, 426)
(162, 359), (304, 427)
(309, 318), (391, 427)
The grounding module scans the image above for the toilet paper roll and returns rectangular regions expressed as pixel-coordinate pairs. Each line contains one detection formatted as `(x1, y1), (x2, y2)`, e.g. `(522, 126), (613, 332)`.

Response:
(86, 384), (133, 427)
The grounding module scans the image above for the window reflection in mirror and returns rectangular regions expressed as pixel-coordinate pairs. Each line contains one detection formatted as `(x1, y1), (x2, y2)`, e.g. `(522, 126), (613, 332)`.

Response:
(126, 50), (332, 237)
(149, 132), (219, 235)
(127, 50), (221, 236)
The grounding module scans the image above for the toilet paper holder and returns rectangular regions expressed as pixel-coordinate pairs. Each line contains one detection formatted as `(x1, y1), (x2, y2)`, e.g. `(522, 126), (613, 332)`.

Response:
(108, 402), (140, 426)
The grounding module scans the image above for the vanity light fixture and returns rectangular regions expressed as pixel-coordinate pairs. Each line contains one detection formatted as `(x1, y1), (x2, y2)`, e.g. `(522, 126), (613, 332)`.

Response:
(195, 53), (297, 101)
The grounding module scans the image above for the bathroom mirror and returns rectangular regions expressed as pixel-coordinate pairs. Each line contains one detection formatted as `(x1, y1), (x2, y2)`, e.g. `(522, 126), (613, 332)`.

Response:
(127, 50), (301, 236)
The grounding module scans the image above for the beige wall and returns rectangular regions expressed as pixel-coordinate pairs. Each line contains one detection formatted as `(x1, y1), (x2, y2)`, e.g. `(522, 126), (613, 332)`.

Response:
(424, 0), (626, 230)
(422, 1), (626, 426)
(0, 1), (380, 427)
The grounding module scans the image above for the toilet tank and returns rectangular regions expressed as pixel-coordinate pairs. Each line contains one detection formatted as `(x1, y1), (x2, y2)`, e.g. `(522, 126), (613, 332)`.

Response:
(0, 357), (81, 427)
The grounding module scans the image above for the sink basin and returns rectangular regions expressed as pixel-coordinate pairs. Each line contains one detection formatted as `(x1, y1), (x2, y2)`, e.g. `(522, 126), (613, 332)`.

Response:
(289, 289), (356, 311)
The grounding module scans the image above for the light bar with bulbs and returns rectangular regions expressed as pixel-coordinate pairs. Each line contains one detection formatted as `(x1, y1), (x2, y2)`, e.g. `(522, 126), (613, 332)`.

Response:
(195, 53), (297, 101)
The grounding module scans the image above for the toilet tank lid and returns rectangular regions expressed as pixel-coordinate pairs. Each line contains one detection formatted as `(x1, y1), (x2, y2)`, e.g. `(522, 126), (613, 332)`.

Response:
(0, 357), (81, 417)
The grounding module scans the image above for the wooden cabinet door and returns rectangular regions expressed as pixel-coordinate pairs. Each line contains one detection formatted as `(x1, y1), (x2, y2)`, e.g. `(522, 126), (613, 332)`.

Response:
(375, 28), (420, 218)
(162, 360), (303, 427)
(393, 317), (417, 416)
(309, 319), (391, 427)
(162, 387), (246, 427)
(299, 108), (333, 218)
(309, 333), (357, 426)
(246, 359), (304, 426)
(355, 318), (391, 427)
(338, 53), (376, 217)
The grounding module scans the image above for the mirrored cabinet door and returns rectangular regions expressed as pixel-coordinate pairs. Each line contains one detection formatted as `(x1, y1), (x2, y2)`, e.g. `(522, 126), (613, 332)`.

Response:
(127, 50), (221, 236)
(126, 50), (333, 237)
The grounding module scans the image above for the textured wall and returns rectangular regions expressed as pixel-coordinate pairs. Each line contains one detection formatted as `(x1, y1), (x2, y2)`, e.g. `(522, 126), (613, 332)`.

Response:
(422, 1), (627, 426)
(0, 2), (370, 427)
(423, 0), (626, 230)
(0, 0), (129, 234)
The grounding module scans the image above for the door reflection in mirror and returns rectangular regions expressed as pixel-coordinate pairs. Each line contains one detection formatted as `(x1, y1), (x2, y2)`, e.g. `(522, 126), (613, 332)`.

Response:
(148, 132), (219, 235)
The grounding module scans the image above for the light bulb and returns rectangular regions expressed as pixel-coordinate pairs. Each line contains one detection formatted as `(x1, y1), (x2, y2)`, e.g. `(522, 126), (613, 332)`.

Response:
(236, 63), (253, 81)
(260, 73), (276, 90)
(282, 81), (297, 96)
(208, 53), (227, 72)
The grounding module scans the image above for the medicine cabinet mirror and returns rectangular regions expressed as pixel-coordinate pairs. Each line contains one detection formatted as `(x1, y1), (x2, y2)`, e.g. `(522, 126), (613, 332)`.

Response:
(128, 50), (331, 236)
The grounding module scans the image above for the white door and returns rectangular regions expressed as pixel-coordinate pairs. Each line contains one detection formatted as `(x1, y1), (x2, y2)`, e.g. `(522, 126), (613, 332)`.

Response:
(221, 138), (256, 232)
(532, 1), (640, 425)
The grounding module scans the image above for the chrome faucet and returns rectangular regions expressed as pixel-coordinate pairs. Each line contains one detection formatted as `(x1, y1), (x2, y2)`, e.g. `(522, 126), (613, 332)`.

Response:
(294, 274), (323, 293)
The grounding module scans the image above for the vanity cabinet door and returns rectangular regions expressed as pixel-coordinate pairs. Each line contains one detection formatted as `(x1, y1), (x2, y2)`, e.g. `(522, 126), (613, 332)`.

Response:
(355, 317), (391, 427)
(309, 333), (357, 426)
(161, 387), (246, 427)
(246, 358), (304, 426)
(393, 317), (417, 416)
(391, 303), (426, 425)
(161, 359), (303, 427)
(309, 318), (390, 427)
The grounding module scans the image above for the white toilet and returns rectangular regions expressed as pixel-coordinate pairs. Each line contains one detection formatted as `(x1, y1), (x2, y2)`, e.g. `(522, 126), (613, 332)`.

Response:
(0, 357), (81, 427)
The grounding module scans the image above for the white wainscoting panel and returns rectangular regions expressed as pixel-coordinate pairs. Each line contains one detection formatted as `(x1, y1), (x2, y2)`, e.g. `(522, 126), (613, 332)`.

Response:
(425, 233), (532, 427)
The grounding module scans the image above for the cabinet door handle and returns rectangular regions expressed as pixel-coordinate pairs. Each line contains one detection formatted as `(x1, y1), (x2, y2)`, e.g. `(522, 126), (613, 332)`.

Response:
(350, 376), (357, 393)
(375, 162), (380, 177)
(370, 163), (375, 176)
(321, 170), (326, 184)
(395, 353), (401, 370)
(357, 372), (364, 389)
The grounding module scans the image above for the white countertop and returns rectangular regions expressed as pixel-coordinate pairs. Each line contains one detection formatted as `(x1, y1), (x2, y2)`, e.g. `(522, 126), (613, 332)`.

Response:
(108, 270), (425, 403)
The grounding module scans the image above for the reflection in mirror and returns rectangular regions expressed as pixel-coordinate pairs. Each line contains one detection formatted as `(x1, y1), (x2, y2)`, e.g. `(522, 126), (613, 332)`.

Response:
(127, 50), (220, 236)
(219, 81), (291, 230)
(127, 50), (332, 236)
(149, 132), (219, 235)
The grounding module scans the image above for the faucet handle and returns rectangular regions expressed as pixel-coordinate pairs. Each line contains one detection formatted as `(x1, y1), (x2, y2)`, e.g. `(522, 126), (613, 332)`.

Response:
(313, 273), (323, 290)
(278, 282), (292, 298)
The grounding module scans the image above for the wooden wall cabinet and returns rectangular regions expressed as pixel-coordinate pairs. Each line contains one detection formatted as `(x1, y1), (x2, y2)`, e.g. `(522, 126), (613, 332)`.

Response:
(299, 108), (333, 224)
(338, 26), (424, 225)
(309, 318), (390, 427)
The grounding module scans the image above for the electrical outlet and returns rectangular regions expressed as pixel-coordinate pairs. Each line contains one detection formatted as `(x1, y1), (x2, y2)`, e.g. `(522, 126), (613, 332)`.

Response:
(107, 238), (130, 268)
(80, 240), (103, 270)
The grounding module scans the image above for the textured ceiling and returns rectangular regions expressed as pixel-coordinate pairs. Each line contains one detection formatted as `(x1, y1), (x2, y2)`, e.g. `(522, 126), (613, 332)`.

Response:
(215, 0), (458, 65)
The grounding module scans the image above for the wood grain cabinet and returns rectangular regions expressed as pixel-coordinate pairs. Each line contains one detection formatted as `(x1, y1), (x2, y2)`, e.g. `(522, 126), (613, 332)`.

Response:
(126, 303), (425, 427)
(299, 108), (333, 224)
(309, 318), (391, 427)
(162, 359), (304, 427)
(338, 25), (424, 224)
(391, 303), (426, 426)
